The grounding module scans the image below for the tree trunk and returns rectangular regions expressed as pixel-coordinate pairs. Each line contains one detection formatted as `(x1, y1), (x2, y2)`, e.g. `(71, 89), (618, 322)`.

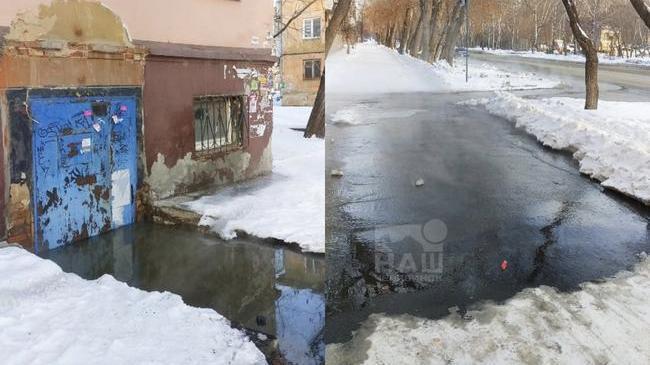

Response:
(304, 0), (352, 138)
(561, 0), (598, 110)
(442, 2), (466, 66)
(426, 0), (444, 62)
(398, 8), (413, 54)
(420, 0), (435, 60)
(409, 0), (426, 56)
(631, 0), (650, 29)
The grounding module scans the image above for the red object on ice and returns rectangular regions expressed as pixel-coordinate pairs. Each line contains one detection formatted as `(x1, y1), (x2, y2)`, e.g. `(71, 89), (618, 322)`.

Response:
(500, 260), (508, 271)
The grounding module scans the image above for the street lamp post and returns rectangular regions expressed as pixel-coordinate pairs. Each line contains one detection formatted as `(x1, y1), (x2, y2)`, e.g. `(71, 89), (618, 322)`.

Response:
(465, 0), (470, 83)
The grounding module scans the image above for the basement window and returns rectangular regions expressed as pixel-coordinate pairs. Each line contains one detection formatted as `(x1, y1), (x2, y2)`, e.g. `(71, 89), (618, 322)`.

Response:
(304, 59), (322, 80)
(193, 95), (245, 152)
(303, 18), (321, 39)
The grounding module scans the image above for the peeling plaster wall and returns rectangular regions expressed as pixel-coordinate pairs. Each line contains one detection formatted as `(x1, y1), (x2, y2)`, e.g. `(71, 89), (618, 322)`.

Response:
(142, 55), (275, 200)
(0, 0), (274, 50)
(4, 0), (133, 46)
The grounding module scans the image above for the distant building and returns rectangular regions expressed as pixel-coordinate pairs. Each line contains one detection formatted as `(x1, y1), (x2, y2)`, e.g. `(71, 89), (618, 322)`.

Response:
(278, 0), (331, 106)
(600, 26), (620, 54)
(0, 0), (276, 251)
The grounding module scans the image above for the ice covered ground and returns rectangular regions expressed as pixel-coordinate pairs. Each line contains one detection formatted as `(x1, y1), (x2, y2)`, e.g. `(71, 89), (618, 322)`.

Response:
(463, 93), (650, 205)
(473, 47), (650, 67)
(0, 245), (265, 365)
(327, 41), (561, 95)
(328, 253), (650, 364)
(184, 107), (325, 253)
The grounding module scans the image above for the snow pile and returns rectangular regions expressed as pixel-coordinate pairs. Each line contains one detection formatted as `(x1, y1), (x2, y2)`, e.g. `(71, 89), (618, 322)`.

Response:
(465, 93), (650, 204)
(185, 107), (325, 253)
(473, 47), (650, 67)
(0, 246), (265, 365)
(327, 41), (560, 95)
(328, 254), (650, 364)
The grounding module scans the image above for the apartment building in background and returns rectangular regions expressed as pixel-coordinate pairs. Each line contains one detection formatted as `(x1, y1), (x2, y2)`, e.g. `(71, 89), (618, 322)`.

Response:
(278, 0), (331, 106)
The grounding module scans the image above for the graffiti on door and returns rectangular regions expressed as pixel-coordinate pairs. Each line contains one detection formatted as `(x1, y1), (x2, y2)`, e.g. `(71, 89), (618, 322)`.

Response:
(30, 96), (137, 251)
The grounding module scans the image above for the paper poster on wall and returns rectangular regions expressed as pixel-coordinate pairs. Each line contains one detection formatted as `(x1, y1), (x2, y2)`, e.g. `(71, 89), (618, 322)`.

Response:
(111, 169), (131, 208)
(249, 95), (258, 114)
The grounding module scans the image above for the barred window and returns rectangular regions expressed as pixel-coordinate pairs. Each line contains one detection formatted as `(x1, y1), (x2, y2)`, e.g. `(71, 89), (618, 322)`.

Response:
(304, 59), (321, 80)
(193, 96), (245, 152)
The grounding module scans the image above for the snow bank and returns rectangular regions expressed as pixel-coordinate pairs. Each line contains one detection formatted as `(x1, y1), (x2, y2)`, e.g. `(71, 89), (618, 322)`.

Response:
(474, 47), (650, 67)
(185, 107), (325, 253)
(327, 42), (560, 95)
(0, 246), (265, 365)
(465, 93), (650, 205)
(328, 254), (650, 364)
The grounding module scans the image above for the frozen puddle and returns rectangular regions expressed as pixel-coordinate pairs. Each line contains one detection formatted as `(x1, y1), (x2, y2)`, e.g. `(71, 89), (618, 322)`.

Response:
(37, 223), (326, 364)
(329, 104), (425, 126)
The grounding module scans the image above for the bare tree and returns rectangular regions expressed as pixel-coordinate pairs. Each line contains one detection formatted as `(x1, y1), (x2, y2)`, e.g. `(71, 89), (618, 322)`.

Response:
(630, 0), (650, 28)
(562, 0), (599, 109)
(304, 0), (353, 138)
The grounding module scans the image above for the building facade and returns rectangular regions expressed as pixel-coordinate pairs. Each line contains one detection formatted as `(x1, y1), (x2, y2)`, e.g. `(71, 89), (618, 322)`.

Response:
(279, 0), (330, 106)
(0, 0), (276, 251)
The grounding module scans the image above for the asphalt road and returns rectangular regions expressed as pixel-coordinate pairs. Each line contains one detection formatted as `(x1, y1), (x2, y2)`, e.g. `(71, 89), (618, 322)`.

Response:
(325, 56), (650, 344)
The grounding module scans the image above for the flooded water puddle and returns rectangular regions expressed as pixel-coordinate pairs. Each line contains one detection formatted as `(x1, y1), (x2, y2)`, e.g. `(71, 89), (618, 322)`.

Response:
(41, 223), (325, 364)
(325, 92), (650, 344)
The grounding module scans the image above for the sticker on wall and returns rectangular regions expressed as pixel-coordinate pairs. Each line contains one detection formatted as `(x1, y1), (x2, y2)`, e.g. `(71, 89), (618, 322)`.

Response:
(111, 169), (131, 208)
(92, 122), (101, 132)
(120, 105), (128, 112)
(250, 123), (266, 138)
(249, 95), (258, 114)
(84, 110), (93, 117)
(251, 79), (259, 91)
(112, 115), (123, 124)
(81, 138), (92, 154)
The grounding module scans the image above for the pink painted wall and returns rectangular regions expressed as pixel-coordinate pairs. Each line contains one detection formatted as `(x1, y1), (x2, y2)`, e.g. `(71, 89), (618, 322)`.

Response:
(0, 0), (274, 49)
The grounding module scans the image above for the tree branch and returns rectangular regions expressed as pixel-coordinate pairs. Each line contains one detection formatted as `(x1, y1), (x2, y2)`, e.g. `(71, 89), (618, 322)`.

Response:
(630, 0), (650, 29)
(274, 0), (319, 38)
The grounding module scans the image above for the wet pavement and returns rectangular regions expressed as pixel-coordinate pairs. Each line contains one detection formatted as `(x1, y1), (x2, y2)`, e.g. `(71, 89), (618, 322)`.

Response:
(325, 57), (650, 344)
(42, 223), (325, 365)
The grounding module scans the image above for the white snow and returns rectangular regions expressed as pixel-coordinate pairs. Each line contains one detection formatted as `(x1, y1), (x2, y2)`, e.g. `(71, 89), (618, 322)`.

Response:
(0, 246), (265, 365)
(184, 106), (325, 253)
(464, 92), (650, 205)
(328, 255), (650, 364)
(326, 41), (561, 95)
(474, 47), (650, 67)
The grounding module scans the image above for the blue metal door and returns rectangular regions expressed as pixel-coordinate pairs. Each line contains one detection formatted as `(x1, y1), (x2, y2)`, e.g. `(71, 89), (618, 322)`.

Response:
(30, 95), (137, 251)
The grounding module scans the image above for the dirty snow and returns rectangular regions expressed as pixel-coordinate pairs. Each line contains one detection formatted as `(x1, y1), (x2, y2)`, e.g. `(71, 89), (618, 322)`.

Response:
(473, 47), (650, 67)
(184, 107), (325, 253)
(328, 254), (650, 364)
(327, 41), (560, 95)
(464, 93), (650, 205)
(0, 245), (265, 365)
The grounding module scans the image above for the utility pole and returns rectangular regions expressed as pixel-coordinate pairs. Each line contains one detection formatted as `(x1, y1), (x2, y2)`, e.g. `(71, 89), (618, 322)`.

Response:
(465, 0), (470, 83)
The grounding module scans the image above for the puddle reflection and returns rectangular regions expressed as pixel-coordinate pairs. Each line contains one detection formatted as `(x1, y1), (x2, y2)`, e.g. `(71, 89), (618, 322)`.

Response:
(41, 223), (325, 364)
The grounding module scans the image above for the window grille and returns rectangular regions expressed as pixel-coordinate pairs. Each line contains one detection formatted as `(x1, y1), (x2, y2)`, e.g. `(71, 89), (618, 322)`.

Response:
(193, 95), (245, 152)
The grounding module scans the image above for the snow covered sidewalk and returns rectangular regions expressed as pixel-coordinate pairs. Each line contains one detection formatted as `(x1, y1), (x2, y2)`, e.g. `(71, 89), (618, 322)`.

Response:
(327, 41), (560, 95)
(0, 246), (265, 365)
(328, 254), (650, 364)
(473, 47), (650, 68)
(464, 93), (650, 205)
(182, 107), (325, 253)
